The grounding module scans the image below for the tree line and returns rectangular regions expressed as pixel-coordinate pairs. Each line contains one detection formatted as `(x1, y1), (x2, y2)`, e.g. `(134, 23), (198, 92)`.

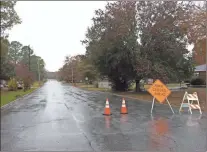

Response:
(58, 55), (98, 84)
(0, 1), (46, 89)
(59, 1), (205, 91)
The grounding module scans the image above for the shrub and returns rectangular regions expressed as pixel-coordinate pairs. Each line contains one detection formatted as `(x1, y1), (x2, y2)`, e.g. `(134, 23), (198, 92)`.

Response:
(8, 78), (18, 91)
(190, 78), (205, 85)
(184, 80), (190, 83)
(95, 82), (98, 88)
(23, 76), (32, 91)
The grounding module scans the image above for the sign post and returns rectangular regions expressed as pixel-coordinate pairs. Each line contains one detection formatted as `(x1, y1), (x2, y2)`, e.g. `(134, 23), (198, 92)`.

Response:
(148, 79), (174, 114)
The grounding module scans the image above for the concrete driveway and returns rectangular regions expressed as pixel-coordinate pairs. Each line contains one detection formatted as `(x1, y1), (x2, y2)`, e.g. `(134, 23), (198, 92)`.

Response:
(1, 80), (207, 151)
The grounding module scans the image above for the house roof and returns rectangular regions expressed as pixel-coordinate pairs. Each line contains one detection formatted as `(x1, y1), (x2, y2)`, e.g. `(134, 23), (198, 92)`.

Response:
(195, 64), (207, 72)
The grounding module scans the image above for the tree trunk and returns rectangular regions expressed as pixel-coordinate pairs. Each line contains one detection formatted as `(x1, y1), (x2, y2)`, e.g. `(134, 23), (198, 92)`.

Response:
(135, 79), (141, 92)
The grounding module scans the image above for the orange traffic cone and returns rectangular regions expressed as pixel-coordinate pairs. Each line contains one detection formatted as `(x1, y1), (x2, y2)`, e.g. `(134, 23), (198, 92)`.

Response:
(103, 98), (112, 115)
(121, 98), (128, 114)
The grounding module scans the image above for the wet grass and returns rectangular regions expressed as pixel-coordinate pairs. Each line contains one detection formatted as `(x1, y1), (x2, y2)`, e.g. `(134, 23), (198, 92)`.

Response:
(115, 87), (206, 110)
(129, 83), (187, 90)
(32, 81), (44, 88)
(1, 88), (36, 107)
(74, 83), (111, 92)
(0, 81), (44, 107)
(75, 82), (206, 111)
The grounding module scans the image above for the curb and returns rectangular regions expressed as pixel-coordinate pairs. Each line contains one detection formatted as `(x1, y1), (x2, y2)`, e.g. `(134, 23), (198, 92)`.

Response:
(1, 86), (42, 110)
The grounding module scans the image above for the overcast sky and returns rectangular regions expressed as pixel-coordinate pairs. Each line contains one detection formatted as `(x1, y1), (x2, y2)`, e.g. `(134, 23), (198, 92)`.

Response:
(8, 1), (194, 72)
(8, 1), (107, 72)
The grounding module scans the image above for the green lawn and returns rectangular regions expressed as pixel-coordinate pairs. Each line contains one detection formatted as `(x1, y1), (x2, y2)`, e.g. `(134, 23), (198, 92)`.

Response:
(32, 81), (43, 88)
(74, 83), (111, 92)
(76, 82), (186, 92)
(129, 83), (187, 90)
(1, 88), (36, 107)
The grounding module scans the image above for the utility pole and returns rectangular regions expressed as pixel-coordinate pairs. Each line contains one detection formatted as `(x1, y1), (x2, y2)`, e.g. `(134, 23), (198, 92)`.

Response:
(28, 46), (31, 71)
(38, 59), (40, 82)
(72, 66), (73, 84)
(71, 57), (74, 84)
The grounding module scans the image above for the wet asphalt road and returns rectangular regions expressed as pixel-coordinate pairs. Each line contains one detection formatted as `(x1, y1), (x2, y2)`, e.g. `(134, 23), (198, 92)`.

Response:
(1, 80), (207, 151)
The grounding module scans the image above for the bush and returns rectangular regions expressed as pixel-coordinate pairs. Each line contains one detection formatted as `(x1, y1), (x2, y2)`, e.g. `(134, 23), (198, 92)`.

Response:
(23, 76), (32, 91)
(95, 82), (98, 88)
(184, 80), (190, 83)
(8, 78), (18, 91)
(190, 78), (205, 85)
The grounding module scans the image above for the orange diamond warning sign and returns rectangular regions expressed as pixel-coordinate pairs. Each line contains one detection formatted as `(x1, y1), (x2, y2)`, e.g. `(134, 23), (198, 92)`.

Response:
(147, 79), (171, 103)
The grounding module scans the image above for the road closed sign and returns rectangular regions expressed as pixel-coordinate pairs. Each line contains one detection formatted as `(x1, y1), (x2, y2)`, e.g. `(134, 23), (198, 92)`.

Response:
(147, 79), (171, 103)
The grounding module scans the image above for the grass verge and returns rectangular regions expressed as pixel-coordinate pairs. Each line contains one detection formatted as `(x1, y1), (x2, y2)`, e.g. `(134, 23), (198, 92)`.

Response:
(0, 81), (44, 107)
(74, 83), (111, 92)
(1, 88), (36, 107)
(112, 88), (206, 111)
(32, 81), (44, 88)
(75, 83), (206, 111)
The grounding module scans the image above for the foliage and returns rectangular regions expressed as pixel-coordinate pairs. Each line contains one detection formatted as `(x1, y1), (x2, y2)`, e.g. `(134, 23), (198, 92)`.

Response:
(77, 57), (98, 82)
(58, 55), (98, 83)
(0, 38), (15, 80)
(0, 38), (9, 57)
(20, 45), (34, 69)
(81, 1), (195, 91)
(191, 78), (206, 85)
(95, 82), (98, 88)
(23, 76), (32, 91)
(82, 1), (138, 91)
(0, 2), (46, 82)
(8, 41), (23, 64)
(1, 40), (46, 81)
(1, 88), (36, 107)
(135, 1), (195, 84)
(0, 59), (15, 80)
(30, 55), (45, 80)
(177, 1), (206, 43)
(58, 1), (197, 92)
(32, 81), (42, 88)
(0, 1), (21, 37)
(15, 63), (35, 80)
(8, 78), (18, 91)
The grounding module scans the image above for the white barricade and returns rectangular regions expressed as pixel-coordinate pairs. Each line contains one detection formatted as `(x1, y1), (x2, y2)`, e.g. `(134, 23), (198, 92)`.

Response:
(179, 92), (202, 114)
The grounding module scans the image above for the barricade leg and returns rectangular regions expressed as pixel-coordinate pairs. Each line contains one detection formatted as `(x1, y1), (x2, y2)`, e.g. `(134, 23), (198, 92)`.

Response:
(197, 99), (202, 114)
(188, 100), (192, 114)
(166, 98), (174, 114)
(179, 100), (184, 113)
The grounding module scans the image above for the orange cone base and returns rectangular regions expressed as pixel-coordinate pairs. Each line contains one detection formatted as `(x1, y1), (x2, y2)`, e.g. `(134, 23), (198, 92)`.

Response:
(103, 108), (112, 115)
(121, 112), (128, 114)
(103, 113), (112, 116)
(120, 108), (128, 114)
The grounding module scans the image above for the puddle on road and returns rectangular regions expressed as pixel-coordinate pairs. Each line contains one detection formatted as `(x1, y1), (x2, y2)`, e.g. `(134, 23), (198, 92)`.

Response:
(120, 114), (128, 123)
(148, 117), (171, 151)
(105, 116), (111, 129)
